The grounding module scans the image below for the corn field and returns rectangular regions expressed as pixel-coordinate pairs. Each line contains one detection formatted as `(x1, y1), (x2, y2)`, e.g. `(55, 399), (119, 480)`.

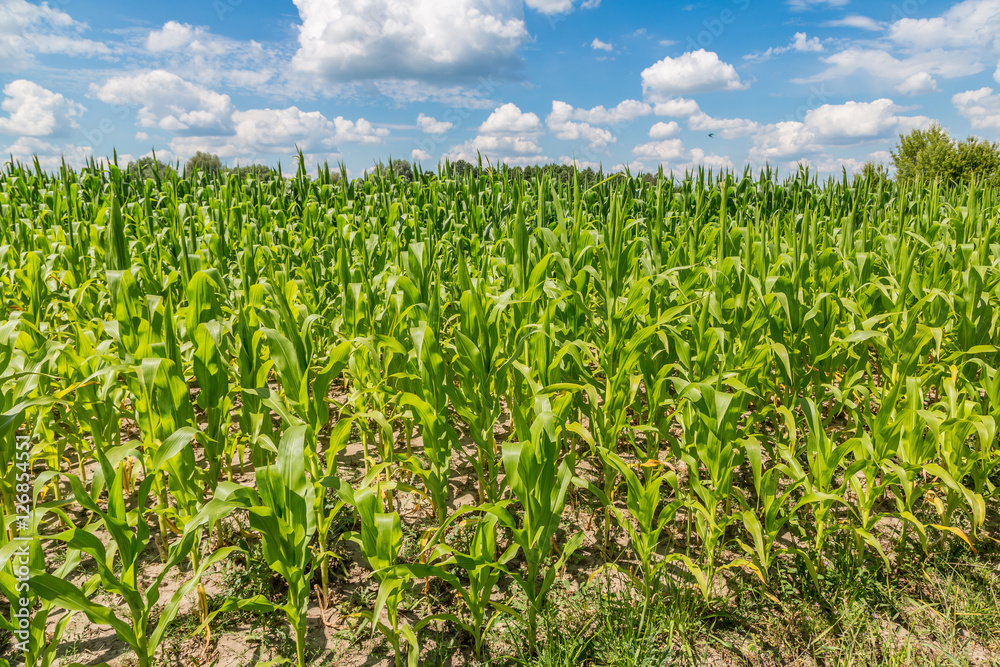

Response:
(1, 156), (998, 666)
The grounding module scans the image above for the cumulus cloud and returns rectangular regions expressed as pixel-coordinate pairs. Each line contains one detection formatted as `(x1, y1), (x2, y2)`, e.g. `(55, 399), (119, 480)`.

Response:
(750, 98), (933, 161)
(686, 148), (734, 170)
(0, 0), (109, 71)
(591, 38), (613, 52)
(546, 102), (615, 150)
(480, 103), (542, 135)
(290, 0), (529, 83)
(92, 70), (235, 135)
(445, 102), (547, 164)
(332, 116), (391, 144)
(895, 72), (939, 95)
(654, 98), (701, 117)
(412, 148), (432, 160)
(953, 87), (1000, 128)
(542, 99), (654, 152)
(648, 121), (680, 139)
(641, 50), (747, 99)
(416, 113), (454, 134)
(146, 21), (227, 55)
(632, 138), (686, 161)
(0, 79), (84, 137)
(558, 99), (652, 124)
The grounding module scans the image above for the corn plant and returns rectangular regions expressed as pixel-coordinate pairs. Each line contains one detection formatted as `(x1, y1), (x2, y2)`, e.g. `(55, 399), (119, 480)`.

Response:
(30, 449), (234, 667)
(487, 404), (581, 655)
(201, 424), (318, 667)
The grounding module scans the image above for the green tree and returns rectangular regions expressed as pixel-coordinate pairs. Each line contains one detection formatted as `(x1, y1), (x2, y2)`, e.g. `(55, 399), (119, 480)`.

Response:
(856, 160), (890, 185)
(126, 156), (175, 181)
(390, 158), (413, 182)
(184, 151), (222, 176)
(891, 123), (956, 182)
(449, 159), (475, 178)
(228, 164), (275, 181)
(948, 136), (1000, 185)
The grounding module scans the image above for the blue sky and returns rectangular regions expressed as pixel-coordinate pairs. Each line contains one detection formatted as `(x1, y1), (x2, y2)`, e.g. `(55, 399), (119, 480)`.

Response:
(1, 0), (999, 175)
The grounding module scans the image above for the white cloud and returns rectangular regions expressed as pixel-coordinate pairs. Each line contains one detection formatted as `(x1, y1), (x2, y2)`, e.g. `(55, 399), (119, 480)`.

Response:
(822, 15), (882, 31)
(412, 148), (432, 160)
(686, 148), (733, 171)
(654, 98), (700, 117)
(895, 72), (939, 95)
(746, 32), (823, 62)
(641, 50), (747, 99)
(649, 121), (680, 139)
(547, 102), (615, 150)
(0, 0), (109, 70)
(751, 98), (933, 161)
(807, 99), (929, 140)
(792, 32), (825, 52)
(146, 21), (227, 55)
(333, 116), (390, 144)
(416, 113), (454, 134)
(92, 70), (234, 135)
(545, 99), (651, 126)
(291, 0), (529, 83)
(953, 87), (1000, 128)
(480, 103), (542, 135)
(751, 122), (820, 161)
(591, 38), (613, 52)
(544, 99), (654, 152)
(445, 102), (547, 164)
(633, 138), (686, 161)
(0, 79), (84, 137)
